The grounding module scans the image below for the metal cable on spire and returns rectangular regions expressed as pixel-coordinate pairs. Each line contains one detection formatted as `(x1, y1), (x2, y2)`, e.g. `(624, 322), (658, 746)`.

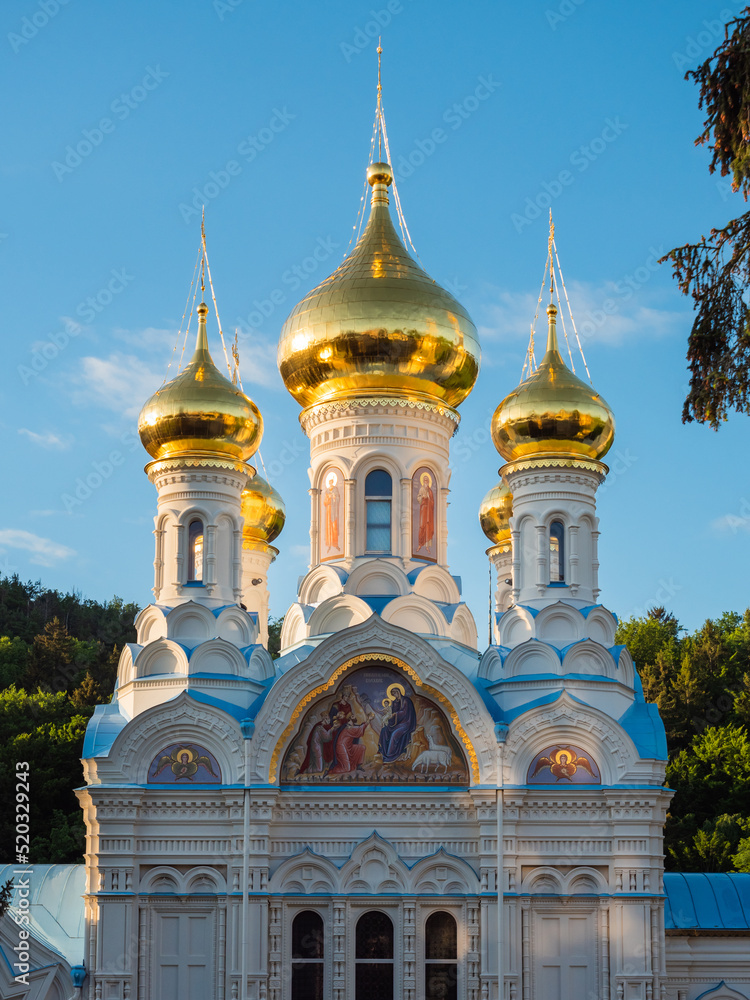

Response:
(201, 209), (235, 381)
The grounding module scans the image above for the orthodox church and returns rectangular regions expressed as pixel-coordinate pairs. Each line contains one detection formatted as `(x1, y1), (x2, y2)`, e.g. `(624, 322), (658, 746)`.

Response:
(3, 81), (750, 1000)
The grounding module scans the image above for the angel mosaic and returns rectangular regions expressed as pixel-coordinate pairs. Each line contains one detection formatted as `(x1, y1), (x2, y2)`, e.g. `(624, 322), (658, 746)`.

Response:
(527, 745), (601, 784)
(147, 743), (222, 783)
(281, 665), (468, 785)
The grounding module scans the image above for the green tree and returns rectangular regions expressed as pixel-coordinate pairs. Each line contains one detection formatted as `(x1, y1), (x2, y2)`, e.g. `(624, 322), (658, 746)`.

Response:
(0, 635), (30, 688)
(665, 724), (750, 869)
(661, 7), (750, 426)
(267, 616), (284, 659)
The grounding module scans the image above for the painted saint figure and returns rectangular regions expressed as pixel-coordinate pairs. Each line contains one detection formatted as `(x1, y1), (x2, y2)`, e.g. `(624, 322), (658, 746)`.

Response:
(323, 470), (340, 554)
(377, 683), (417, 762)
(329, 718), (370, 773)
(414, 468), (435, 557)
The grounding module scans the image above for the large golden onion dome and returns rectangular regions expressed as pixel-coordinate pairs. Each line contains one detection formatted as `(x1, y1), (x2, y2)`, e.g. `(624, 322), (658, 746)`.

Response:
(241, 475), (285, 546)
(479, 481), (513, 545)
(491, 302), (615, 462)
(277, 161), (480, 409)
(139, 302), (263, 462)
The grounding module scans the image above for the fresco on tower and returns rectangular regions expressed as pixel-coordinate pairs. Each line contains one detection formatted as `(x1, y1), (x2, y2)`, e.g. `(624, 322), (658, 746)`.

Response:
(280, 665), (468, 784)
(320, 467), (344, 560)
(412, 466), (436, 561)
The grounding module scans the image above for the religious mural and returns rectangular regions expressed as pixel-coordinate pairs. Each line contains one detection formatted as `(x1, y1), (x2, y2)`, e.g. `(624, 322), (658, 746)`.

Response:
(321, 467), (344, 560)
(412, 466), (436, 561)
(526, 745), (601, 784)
(147, 743), (222, 783)
(280, 665), (469, 784)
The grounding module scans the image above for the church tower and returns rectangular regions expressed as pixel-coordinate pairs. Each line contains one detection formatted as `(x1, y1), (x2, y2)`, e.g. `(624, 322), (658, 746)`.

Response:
(276, 154), (480, 650)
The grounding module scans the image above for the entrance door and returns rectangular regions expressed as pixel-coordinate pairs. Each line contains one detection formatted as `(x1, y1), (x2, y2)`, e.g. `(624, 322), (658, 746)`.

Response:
(532, 910), (596, 999)
(153, 910), (215, 999)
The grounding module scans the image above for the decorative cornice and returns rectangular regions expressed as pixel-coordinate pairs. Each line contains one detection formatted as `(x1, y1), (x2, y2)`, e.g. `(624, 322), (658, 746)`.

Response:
(502, 456), (608, 477)
(301, 395), (460, 429)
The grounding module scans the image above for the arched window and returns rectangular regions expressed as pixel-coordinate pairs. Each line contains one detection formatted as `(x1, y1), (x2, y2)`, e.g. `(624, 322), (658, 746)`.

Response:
(291, 910), (324, 1000)
(425, 911), (458, 1000)
(355, 910), (393, 1000)
(549, 520), (565, 583)
(187, 519), (204, 582)
(365, 470), (392, 554)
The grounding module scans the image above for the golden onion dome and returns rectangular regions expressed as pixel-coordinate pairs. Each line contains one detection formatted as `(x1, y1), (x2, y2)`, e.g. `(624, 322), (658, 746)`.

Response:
(241, 475), (286, 546)
(491, 303), (615, 462)
(479, 480), (513, 545)
(139, 302), (263, 462)
(277, 161), (480, 409)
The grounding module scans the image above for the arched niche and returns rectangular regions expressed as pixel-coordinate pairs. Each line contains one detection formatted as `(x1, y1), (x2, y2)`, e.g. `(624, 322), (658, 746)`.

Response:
(279, 662), (469, 786)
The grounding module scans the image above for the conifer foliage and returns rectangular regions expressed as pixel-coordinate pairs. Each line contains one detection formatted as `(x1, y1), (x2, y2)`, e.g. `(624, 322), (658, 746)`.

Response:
(662, 7), (750, 427)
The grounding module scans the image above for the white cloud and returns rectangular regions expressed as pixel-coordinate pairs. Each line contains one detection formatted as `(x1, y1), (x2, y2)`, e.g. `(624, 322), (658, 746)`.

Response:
(475, 279), (689, 361)
(711, 513), (750, 535)
(18, 428), (72, 450)
(70, 353), (164, 418)
(0, 529), (76, 567)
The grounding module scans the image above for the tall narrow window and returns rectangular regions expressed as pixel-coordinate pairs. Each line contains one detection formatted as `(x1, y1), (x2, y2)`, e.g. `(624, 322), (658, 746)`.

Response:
(425, 911), (458, 1000)
(549, 520), (565, 583)
(355, 910), (393, 1000)
(187, 519), (204, 582)
(365, 470), (392, 553)
(291, 910), (324, 1000)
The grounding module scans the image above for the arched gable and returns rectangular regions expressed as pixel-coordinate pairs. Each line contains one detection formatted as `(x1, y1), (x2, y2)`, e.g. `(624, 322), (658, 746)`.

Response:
(503, 691), (639, 785)
(85, 690), (244, 785)
(249, 615), (497, 785)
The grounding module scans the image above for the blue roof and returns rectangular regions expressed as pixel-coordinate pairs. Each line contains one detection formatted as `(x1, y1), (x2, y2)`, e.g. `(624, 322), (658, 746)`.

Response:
(664, 873), (750, 930)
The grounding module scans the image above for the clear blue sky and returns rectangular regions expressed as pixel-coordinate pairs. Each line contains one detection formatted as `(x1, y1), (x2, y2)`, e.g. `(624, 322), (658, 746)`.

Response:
(1, 0), (747, 635)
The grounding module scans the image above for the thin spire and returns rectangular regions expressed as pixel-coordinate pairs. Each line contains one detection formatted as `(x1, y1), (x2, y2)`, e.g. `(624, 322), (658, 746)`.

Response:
(377, 38), (383, 161)
(548, 209), (555, 303)
(201, 206), (206, 298)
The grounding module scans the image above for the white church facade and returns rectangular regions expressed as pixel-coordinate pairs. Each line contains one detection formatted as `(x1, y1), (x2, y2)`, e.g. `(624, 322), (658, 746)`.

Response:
(2, 102), (750, 1000)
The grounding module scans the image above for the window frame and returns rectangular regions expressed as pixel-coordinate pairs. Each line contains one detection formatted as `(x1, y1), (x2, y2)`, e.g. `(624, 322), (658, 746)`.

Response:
(423, 909), (459, 1000)
(364, 469), (393, 555)
(549, 519), (565, 584)
(187, 518), (205, 583)
(290, 908), (325, 1000)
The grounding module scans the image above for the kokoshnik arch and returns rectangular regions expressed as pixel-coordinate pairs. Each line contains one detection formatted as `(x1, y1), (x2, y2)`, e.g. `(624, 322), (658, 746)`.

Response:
(4, 63), (750, 1000)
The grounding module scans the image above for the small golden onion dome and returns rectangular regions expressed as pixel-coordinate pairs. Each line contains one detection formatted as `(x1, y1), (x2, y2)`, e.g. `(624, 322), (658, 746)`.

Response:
(491, 303), (615, 462)
(139, 302), (263, 462)
(241, 475), (286, 545)
(277, 161), (480, 409)
(479, 481), (513, 544)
